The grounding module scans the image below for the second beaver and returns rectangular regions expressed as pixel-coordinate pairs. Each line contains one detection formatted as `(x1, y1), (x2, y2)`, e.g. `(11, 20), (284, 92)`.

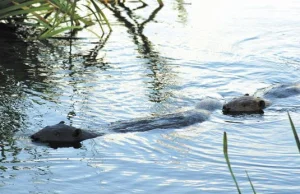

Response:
(223, 82), (300, 114)
(222, 94), (269, 114)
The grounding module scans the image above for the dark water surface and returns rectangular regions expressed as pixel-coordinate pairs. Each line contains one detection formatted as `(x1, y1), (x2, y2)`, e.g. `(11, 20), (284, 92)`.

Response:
(1, 0), (300, 193)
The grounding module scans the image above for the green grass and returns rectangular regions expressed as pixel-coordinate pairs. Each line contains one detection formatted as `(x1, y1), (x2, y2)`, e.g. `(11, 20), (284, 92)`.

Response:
(246, 170), (256, 194)
(287, 112), (300, 153)
(0, 0), (111, 39)
(0, 0), (164, 39)
(224, 112), (300, 193)
(223, 132), (257, 194)
(223, 132), (242, 194)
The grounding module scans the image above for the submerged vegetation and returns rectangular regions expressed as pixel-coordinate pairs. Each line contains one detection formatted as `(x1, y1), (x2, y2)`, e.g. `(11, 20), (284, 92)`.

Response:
(0, 0), (163, 39)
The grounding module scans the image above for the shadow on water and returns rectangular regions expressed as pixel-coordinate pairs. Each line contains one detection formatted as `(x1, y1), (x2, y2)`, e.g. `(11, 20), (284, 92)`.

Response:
(0, 0), (191, 161)
(0, 24), (111, 163)
(105, 1), (177, 103)
(49, 32), (112, 69)
(52, 33), (112, 122)
(0, 24), (30, 170)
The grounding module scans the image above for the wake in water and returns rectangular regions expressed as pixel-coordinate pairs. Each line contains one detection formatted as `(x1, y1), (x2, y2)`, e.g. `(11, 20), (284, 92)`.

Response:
(30, 99), (222, 148)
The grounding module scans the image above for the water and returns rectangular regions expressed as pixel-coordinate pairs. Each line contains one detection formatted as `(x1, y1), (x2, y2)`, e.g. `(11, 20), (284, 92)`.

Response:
(1, 0), (300, 193)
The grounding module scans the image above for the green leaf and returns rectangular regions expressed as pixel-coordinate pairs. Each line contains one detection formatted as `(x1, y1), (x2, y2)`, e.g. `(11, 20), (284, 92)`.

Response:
(223, 132), (241, 194)
(288, 112), (300, 153)
(0, 0), (110, 39)
(246, 170), (256, 194)
(90, 0), (111, 31)
(84, 4), (104, 33)
(0, 0), (45, 16)
(39, 26), (82, 39)
(0, 5), (50, 19)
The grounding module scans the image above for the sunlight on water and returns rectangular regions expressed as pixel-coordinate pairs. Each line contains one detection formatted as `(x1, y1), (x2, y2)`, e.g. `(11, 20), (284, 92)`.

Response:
(1, 0), (300, 193)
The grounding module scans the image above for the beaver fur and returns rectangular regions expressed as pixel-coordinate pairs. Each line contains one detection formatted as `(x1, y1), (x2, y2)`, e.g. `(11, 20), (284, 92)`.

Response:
(222, 94), (268, 114)
(223, 82), (300, 114)
(31, 99), (222, 148)
(31, 121), (101, 148)
(31, 83), (300, 148)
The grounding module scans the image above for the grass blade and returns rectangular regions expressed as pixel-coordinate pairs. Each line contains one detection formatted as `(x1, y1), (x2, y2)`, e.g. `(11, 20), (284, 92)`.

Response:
(0, 6), (50, 19)
(39, 26), (82, 39)
(245, 170), (256, 194)
(287, 112), (300, 153)
(84, 4), (104, 33)
(0, 0), (44, 16)
(223, 132), (241, 194)
(1, 0), (110, 38)
(91, 0), (111, 31)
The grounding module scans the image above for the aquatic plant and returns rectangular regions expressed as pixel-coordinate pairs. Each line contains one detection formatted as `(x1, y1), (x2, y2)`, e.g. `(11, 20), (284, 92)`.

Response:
(287, 112), (300, 153)
(0, 0), (164, 39)
(224, 112), (300, 193)
(245, 170), (256, 194)
(223, 132), (257, 194)
(0, 0), (111, 39)
(223, 132), (242, 194)
(103, 0), (163, 6)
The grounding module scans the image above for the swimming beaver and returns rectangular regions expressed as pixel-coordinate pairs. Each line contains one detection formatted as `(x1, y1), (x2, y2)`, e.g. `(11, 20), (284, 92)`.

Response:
(31, 99), (222, 148)
(31, 121), (102, 148)
(223, 82), (300, 114)
(222, 94), (268, 114)
(31, 83), (300, 148)
(255, 83), (300, 99)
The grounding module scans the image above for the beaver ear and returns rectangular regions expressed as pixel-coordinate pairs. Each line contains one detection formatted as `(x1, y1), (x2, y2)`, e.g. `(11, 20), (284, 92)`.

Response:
(73, 129), (82, 137)
(59, 121), (65, 124)
(244, 93), (249, 96)
(259, 100), (265, 108)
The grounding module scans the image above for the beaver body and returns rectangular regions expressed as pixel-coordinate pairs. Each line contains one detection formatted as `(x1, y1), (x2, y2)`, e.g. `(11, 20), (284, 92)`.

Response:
(255, 83), (300, 99)
(31, 99), (222, 148)
(31, 121), (101, 148)
(109, 98), (222, 133)
(31, 83), (300, 148)
(222, 95), (268, 114)
(223, 83), (300, 114)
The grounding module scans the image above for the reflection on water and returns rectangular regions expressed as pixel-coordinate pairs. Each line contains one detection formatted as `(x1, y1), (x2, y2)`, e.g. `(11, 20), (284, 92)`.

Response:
(1, 0), (300, 193)
(0, 26), (28, 167)
(105, 1), (177, 104)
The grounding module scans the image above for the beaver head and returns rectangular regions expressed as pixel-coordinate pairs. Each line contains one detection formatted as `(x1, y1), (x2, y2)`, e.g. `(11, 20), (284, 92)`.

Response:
(222, 94), (267, 114)
(31, 121), (100, 148)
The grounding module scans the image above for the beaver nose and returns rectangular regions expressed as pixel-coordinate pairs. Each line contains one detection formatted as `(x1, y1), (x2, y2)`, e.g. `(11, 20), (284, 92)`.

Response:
(222, 105), (230, 113)
(259, 100), (265, 108)
(222, 105), (227, 110)
(30, 134), (39, 141)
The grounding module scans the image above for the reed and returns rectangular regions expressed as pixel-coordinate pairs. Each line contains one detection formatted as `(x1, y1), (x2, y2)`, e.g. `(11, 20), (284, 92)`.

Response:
(101, 0), (163, 6)
(0, 0), (111, 39)
(246, 170), (256, 194)
(287, 112), (300, 153)
(223, 112), (300, 193)
(223, 132), (242, 194)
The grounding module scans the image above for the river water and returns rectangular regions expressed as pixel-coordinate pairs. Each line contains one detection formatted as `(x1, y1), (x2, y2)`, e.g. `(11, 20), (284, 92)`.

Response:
(1, 0), (300, 193)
